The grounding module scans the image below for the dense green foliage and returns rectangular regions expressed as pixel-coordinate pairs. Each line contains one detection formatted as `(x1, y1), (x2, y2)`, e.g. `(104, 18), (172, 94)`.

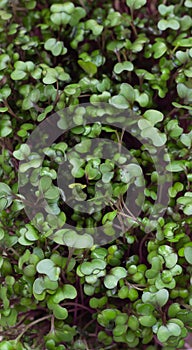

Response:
(0, 0), (192, 349)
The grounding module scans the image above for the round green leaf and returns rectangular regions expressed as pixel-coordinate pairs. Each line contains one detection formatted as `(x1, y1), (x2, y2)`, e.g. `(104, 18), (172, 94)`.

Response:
(53, 304), (68, 320)
(11, 70), (27, 80)
(104, 275), (118, 289)
(114, 61), (134, 74)
(36, 259), (60, 281)
(185, 0), (192, 7)
(152, 42), (167, 59)
(78, 60), (97, 77)
(139, 315), (156, 327)
(157, 325), (170, 342)
(184, 246), (192, 264)
(33, 277), (46, 295)
(143, 110), (164, 126)
(52, 284), (77, 303)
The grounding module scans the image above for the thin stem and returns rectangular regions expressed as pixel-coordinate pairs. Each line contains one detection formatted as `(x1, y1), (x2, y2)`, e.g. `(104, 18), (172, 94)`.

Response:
(61, 302), (94, 314)
(7, 247), (20, 257)
(122, 50), (128, 61)
(124, 280), (145, 291)
(139, 232), (153, 263)
(78, 0), (87, 10)
(121, 198), (140, 224)
(53, 80), (60, 108)
(130, 7), (138, 38)
(79, 94), (91, 98)
(120, 128), (125, 145)
(116, 199), (126, 233)
(10, 315), (28, 329)
(82, 317), (95, 331)
(32, 102), (44, 113)
(171, 45), (179, 56)
(130, 22), (138, 38)
(79, 277), (84, 305)
(104, 344), (118, 350)
(183, 168), (191, 191)
(4, 100), (21, 121)
(50, 315), (54, 333)
(16, 315), (52, 341)
(65, 247), (75, 271)
(12, 7), (28, 11)
(83, 338), (90, 350)
(167, 107), (178, 117)
(74, 296), (78, 324)
(115, 49), (121, 63)
(115, 129), (125, 153)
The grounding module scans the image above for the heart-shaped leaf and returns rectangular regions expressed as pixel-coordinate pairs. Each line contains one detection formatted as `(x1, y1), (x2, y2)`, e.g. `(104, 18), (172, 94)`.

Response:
(36, 259), (60, 281)
(126, 0), (147, 10)
(114, 61), (134, 74)
(143, 110), (164, 126)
